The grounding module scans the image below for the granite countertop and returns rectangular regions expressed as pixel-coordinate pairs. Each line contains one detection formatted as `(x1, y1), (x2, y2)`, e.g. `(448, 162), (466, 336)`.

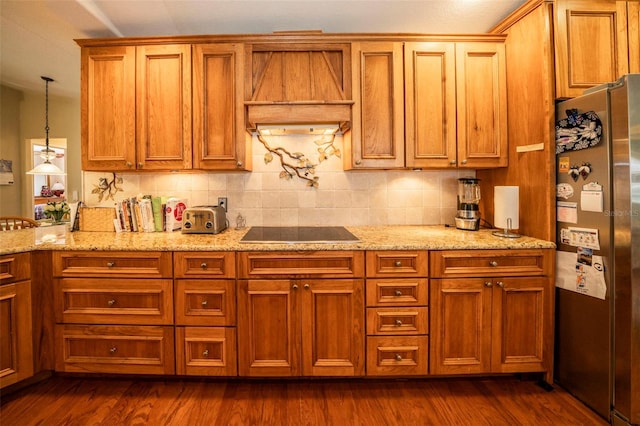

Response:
(0, 225), (555, 255)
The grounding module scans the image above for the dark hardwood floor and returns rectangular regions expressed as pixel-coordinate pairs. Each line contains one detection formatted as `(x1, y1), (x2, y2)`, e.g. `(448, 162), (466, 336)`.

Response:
(1, 376), (606, 426)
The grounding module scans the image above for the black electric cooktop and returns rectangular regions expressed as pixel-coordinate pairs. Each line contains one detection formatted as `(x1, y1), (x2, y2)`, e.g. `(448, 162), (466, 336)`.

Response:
(240, 226), (360, 244)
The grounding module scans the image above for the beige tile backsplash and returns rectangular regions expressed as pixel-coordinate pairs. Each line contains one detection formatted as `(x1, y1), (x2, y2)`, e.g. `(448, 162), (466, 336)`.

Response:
(83, 134), (474, 227)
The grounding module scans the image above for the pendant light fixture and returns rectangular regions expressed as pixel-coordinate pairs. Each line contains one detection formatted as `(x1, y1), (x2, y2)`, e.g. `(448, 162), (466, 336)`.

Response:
(26, 76), (66, 175)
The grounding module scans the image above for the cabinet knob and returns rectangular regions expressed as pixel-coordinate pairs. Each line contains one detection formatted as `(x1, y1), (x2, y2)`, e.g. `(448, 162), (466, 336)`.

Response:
(496, 281), (505, 288)
(485, 281), (493, 287)
(107, 299), (116, 307)
(395, 319), (403, 326)
(200, 262), (208, 269)
(394, 289), (402, 297)
(304, 284), (310, 290)
(202, 349), (209, 357)
(137, 162), (143, 168)
(449, 160), (456, 165)
(292, 284), (299, 290)
(126, 162), (133, 168)
(236, 161), (243, 167)
(394, 261), (402, 267)
(109, 347), (117, 354)
(489, 261), (498, 267)
(355, 160), (362, 165)
(106, 262), (115, 268)
(395, 354), (403, 361)
(461, 159), (467, 165)
(201, 300), (208, 307)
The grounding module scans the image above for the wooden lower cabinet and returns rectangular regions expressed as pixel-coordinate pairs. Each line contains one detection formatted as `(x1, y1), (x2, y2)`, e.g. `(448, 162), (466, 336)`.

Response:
(54, 324), (175, 374)
(367, 336), (428, 376)
(429, 250), (554, 379)
(0, 253), (34, 389)
(237, 278), (365, 377)
(175, 327), (236, 376)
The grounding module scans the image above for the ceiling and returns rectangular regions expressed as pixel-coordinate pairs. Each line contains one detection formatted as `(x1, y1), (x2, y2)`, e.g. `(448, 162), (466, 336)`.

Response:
(0, 0), (526, 99)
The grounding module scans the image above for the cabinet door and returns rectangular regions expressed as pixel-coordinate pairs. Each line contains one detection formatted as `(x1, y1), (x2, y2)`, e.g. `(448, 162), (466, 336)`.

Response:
(349, 42), (405, 169)
(629, 0), (640, 73)
(193, 43), (250, 171)
(456, 42), (508, 168)
(0, 281), (34, 388)
(136, 44), (192, 170)
(237, 280), (299, 376)
(430, 278), (492, 375)
(81, 46), (136, 171)
(405, 42), (457, 168)
(300, 279), (365, 376)
(555, 0), (629, 98)
(491, 277), (547, 373)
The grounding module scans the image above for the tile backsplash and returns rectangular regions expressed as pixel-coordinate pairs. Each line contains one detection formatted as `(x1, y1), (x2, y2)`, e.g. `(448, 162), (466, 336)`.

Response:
(82, 134), (474, 227)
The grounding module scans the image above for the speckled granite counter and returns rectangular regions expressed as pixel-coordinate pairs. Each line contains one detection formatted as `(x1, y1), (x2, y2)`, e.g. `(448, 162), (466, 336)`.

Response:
(0, 225), (555, 256)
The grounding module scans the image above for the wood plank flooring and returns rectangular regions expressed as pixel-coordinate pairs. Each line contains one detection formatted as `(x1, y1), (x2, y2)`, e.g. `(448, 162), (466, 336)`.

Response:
(1, 376), (606, 426)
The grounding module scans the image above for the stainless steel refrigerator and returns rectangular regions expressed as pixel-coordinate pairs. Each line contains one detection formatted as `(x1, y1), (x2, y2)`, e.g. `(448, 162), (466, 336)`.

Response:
(554, 74), (639, 425)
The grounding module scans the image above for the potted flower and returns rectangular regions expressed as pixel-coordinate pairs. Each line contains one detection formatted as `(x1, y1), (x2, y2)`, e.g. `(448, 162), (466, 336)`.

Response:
(43, 201), (70, 224)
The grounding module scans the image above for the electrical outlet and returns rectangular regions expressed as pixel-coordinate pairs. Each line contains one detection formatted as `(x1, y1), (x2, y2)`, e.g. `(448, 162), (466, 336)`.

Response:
(218, 197), (228, 211)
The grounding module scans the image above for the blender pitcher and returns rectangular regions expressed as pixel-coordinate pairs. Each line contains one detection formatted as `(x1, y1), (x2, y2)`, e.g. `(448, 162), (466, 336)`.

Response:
(455, 178), (481, 230)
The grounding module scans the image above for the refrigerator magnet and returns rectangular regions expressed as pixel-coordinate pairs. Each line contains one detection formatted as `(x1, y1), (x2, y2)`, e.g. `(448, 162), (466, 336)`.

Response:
(581, 182), (603, 212)
(557, 183), (574, 199)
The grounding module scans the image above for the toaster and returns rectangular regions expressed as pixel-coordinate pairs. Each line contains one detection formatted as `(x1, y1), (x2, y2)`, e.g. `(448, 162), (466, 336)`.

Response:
(181, 206), (227, 234)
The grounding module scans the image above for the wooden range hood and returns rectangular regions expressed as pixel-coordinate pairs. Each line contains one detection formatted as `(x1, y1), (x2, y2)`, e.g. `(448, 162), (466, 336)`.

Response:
(245, 43), (353, 133)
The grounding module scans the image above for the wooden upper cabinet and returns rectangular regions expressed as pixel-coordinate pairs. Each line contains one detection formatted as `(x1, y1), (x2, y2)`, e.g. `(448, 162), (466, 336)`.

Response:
(81, 46), (136, 171)
(629, 0), (640, 73)
(349, 42), (405, 169)
(455, 42), (508, 168)
(193, 43), (251, 171)
(555, 0), (630, 98)
(136, 44), (192, 170)
(405, 42), (457, 169)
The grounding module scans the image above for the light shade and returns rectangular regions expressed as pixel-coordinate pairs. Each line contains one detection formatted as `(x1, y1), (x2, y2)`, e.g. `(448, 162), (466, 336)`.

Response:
(26, 161), (65, 175)
(493, 186), (520, 238)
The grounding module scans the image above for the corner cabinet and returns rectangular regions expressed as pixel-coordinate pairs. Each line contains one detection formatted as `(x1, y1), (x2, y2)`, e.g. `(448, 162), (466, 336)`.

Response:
(81, 44), (192, 171)
(237, 251), (365, 377)
(429, 249), (554, 382)
(192, 43), (251, 171)
(405, 41), (508, 169)
(554, 0), (634, 98)
(0, 253), (34, 389)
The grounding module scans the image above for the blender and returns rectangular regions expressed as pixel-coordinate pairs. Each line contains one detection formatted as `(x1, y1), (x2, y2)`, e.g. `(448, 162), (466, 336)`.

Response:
(455, 178), (481, 231)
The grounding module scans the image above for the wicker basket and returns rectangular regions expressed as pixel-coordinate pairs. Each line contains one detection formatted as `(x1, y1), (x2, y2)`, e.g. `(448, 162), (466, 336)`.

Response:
(79, 207), (116, 232)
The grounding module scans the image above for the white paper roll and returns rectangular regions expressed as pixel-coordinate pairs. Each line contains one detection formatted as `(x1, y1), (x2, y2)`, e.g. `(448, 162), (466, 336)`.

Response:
(494, 186), (519, 229)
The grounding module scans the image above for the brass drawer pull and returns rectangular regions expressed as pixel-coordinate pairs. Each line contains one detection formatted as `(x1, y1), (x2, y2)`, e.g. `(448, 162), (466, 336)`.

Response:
(107, 299), (116, 307)
(109, 347), (117, 354)
(489, 261), (498, 267)
(304, 284), (310, 290)
(201, 300), (208, 307)
(200, 262), (207, 269)
(394, 261), (402, 267)
(497, 281), (505, 288)
(395, 319), (403, 326)
(106, 262), (115, 268)
(202, 349), (209, 357)
(394, 289), (402, 296)
(485, 281), (493, 287)
(292, 284), (299, 290)
(395, 354), (403, 361)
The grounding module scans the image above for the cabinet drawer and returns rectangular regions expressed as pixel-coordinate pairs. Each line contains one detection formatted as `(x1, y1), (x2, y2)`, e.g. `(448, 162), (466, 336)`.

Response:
(54, 324), (175, 375)
(366, 336), (428, 376)
(175, 280), (236, 326)
(366, 307), (428, 335)
(54, 278), (173, 324)
(366, 251), (428, 277)
(0, 253), (30, 284)
(176, 327), (237, 376)
(430, 249), (553, 278)
(366, 278), (428, 307)
(174, 252), (235, 278)
(53, 251), (172, 278)
(238, 251), (364, 278)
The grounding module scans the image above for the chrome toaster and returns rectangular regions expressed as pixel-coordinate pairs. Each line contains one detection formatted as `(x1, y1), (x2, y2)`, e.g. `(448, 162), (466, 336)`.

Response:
(181, 206), (227, 234)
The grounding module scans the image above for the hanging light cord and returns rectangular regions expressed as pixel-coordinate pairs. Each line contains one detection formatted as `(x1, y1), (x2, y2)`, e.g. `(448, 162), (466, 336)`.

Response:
(42, 76), (54, 155)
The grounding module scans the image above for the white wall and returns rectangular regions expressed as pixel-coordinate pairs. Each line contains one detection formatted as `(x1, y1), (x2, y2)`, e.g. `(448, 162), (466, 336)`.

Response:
(83, 134), (475, 227)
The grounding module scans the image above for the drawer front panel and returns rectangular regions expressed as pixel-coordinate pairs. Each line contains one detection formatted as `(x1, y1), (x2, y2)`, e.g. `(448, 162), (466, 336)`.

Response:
(53, 251), (172, 278)
(430, 250), (552, 278)
(176, 327), (237, 376)
(0, 253), (30, 284)
(238, 251), (364, 278)
(366, 335), (428, 376)
(366, 278), (428, 307)
(55, 325), (175, 375)
(366, 307), (428, 335)
(175, 280), (236, 326)
(54, 278), (174, 324)
(174, 252), (235, 278)
(366, 251), (428, 277)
